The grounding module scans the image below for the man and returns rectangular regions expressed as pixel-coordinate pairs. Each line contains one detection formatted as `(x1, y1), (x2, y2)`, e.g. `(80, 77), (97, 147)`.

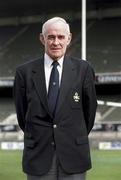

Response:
(14, 17), (97, 180)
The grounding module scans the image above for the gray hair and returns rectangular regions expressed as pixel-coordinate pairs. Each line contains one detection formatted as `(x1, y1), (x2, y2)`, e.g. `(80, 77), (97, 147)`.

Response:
(42, 17), (70, 35)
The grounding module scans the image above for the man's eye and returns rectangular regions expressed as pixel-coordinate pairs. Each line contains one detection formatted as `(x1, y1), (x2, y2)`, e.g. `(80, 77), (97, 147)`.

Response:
(58, 35), (65, 40)
(48, 35), (55, 40)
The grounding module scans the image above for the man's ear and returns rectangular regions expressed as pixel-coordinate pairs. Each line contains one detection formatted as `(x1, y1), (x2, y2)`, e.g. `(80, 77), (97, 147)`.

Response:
(67, 33), (72, 46)
(39, 33), (45, 45)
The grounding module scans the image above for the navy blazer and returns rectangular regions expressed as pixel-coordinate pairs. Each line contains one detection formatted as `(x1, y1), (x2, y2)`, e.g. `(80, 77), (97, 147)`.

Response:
(14, 55), (97, 175)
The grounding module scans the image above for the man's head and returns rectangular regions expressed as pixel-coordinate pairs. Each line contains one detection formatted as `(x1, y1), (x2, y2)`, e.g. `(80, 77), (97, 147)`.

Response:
(40, 17), (72, 60)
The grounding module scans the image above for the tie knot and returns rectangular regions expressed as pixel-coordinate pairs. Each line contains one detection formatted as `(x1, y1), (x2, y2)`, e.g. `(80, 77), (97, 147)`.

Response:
(52, 61), (59, 67)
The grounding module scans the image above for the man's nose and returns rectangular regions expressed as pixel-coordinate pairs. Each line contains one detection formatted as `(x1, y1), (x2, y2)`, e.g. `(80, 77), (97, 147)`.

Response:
(53, 37), (59, 45)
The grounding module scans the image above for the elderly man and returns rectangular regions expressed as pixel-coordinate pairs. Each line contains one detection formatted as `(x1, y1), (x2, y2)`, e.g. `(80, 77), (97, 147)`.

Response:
(14, 17), (97, 180)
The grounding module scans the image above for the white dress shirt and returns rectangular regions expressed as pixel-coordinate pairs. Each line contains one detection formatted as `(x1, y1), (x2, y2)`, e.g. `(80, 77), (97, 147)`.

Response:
(44, 53), (64, 93)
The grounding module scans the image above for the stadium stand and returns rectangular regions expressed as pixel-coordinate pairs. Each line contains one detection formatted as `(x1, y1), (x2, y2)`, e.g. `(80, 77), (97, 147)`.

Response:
(87, 18), (121, 73)
(0, 98), (15, 122)
(0, 24), (43, 77)
(0, 26), (22, 47)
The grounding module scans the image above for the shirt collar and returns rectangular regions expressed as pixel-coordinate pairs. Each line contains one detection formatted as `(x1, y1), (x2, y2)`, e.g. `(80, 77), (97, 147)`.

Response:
(44, 53), (64, 68)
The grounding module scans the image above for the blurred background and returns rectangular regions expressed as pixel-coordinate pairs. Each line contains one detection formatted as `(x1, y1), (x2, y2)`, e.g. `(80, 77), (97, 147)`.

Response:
(0, 0), (121, 179)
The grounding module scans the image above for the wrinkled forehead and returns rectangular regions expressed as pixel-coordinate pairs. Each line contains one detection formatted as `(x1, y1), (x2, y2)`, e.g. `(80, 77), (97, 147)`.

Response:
(43, 21), (70, 35)
(49, 23), (68, 33)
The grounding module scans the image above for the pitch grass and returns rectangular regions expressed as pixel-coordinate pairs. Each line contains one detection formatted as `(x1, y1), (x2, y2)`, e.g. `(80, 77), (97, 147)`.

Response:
(0, 150), (121, 180)
(0, 150), (26, 180)
(87, 150), (121, 180)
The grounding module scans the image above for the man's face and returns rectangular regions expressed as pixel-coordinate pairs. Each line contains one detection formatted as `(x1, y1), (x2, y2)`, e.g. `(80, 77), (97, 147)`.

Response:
(40, 22), (72, 60)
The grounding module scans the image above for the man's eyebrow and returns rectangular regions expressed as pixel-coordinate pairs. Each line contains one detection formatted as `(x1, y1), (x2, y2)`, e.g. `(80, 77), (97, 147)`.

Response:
(47, 35), (65, 38)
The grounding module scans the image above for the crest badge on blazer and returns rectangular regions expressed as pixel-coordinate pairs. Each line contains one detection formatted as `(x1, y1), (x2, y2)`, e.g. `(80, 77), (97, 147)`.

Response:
(73, 92), (80, 102)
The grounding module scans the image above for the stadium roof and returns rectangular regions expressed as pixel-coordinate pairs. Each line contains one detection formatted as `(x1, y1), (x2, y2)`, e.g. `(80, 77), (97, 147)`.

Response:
(0, 0), (120, 17)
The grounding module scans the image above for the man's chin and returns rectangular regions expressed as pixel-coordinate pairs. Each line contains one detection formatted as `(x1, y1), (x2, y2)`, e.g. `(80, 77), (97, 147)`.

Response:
(49, 53), (62, 60)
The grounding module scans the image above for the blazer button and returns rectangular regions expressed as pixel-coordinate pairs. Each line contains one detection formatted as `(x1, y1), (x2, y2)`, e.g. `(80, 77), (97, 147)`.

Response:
(53, 124), (57, 129)
(51, 141), (55, 146)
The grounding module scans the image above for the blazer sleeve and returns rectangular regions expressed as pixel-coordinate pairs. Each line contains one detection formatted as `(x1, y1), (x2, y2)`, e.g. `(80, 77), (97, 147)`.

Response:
(82, 64), (97, 134)
(13, 68), (27, 132)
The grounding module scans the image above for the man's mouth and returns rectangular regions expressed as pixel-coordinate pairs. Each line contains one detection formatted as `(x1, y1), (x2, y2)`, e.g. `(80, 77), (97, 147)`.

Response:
(51, 47), (62, 50)
(51, 48), (61, 51)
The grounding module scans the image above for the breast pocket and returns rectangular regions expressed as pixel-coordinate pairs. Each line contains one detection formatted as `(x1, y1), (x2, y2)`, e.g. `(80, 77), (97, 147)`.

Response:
(69, 89), (82, 109)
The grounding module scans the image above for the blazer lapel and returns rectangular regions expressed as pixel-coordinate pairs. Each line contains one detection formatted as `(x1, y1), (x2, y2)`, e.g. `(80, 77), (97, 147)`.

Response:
(32, 57), (50, 115)
(55, 56), (76, 115)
